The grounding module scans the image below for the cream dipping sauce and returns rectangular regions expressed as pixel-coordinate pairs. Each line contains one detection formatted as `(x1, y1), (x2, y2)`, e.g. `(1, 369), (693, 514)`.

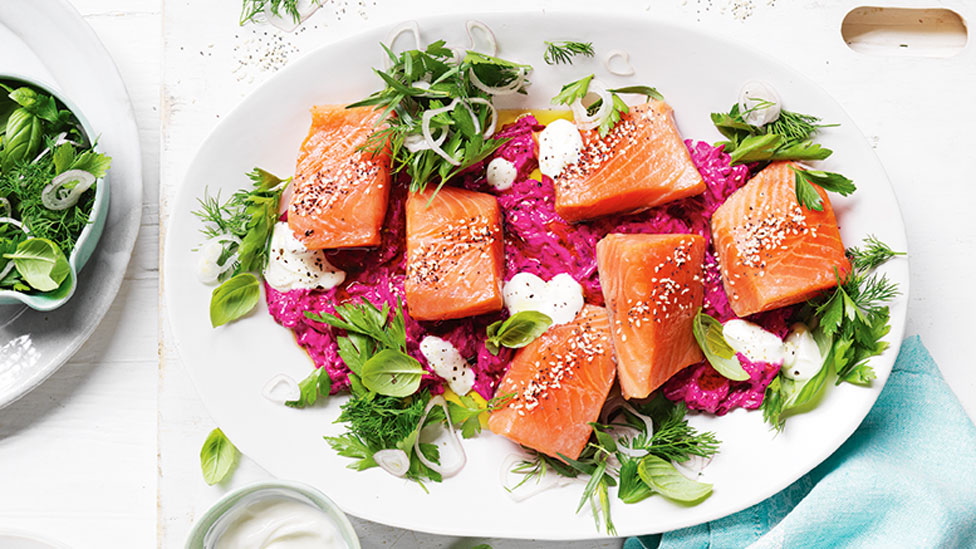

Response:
(537, 118), (583, 179)
(213, 496), (346, 549)
(264, 222), (345, 292)
(722, 319), (786, 364)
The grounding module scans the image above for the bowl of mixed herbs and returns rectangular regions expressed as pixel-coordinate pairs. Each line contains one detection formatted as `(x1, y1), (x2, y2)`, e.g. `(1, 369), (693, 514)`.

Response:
(0, 75), (111, 310)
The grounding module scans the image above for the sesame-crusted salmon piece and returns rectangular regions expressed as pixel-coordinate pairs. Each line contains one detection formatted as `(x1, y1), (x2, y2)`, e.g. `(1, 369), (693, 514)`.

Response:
(711, 161), (851, 317)
(488, 305), (616, 460)
(597, 233), (706, 400)
(288, 105), (391, 249)
(553, 101), (706, 223)
(405, 186), (505, 321)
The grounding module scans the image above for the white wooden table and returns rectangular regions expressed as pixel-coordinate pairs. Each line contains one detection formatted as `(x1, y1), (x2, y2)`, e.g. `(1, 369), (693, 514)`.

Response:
(0, 0), (971, 547)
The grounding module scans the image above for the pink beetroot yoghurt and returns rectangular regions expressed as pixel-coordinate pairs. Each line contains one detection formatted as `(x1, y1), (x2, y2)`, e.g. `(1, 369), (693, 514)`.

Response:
(264, 114), (787, 412)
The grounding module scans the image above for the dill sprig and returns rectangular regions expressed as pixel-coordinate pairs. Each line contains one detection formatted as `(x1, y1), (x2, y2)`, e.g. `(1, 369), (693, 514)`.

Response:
(240, 0), (320, 25)
(847, 235), (905, 271)
(543, 40), (595, 65)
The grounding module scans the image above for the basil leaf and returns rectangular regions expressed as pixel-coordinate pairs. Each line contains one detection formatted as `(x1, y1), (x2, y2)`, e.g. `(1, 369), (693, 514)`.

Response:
(2, 238), (70, 292)
(209, 272), (261, 327)
(486, 311), (553, 353)
(637, 454), (713, 504)
(618, 458), (654, 504)
(200, 428), (239, 485)
(286, 367), (332, 408)
(9, 87), (59, 123)
(2, 108), (42, 171)
(360, 349), (424, 397)
(691, 309), (750, 381)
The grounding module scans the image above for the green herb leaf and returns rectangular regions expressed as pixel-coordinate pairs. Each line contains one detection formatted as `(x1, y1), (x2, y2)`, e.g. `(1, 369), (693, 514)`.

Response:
(846, 235), (905, 271)
(239, 0), (322, 25)
(543, 40), (595, 65)
(608, 85), (664, 102)
(691, 309), (750, 381)
(209, 272), (261, 327)
(794, 171), (825, 211)
(552, 74), (594, 106)
(728, 133), (783, 164)
(3, 238), (70, 292)
(637, 455), (713, 504)
(485, 310), (553, 354)
(200, 428), (239, 485)
(286, 367), (332, 408)
(617, 458), (654, 504)
(359, 349), (424, 397)
(2, 108), (42, 171)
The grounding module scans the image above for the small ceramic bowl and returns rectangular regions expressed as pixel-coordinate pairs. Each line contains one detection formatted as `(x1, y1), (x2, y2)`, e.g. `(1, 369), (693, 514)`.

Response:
(185, 480), (361, 549)
(0, 73), (110, 311)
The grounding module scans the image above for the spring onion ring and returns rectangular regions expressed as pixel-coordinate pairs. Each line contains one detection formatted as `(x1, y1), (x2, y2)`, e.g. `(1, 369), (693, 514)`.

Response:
(570, 79), (612, 131)
(421, 99), (463, 166)
(465, 20), (498, 56)
(414, 395), (466, 478)
(41, 170), (97, 211)
(604, 49), (636, 76)
(467, 97), (498, 137)
(196, 234), (242, 284)
(261, 373), (301, 404)
(0, 198), (10, 219)
(383, 21), (422, 70)
(0, 217), (30, 234)
(374, 449), (411, 478)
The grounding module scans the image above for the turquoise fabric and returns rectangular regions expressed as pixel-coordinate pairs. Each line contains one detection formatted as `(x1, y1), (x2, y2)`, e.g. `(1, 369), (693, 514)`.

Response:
(625, 336), (976, 549)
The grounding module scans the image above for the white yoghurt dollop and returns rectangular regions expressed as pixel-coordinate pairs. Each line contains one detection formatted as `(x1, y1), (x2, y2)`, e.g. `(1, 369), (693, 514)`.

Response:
(723, 319), (786, 364)
(538, 118), (583, 179)
(213, 496), (347, 549)
(263, 222), (346, 292)
(486, 157), (517, 191)
(737, 80), (782, 127)
(420, 336), (475, 395)
(782, 323), (823, 381)
(503, 272), (584, 326)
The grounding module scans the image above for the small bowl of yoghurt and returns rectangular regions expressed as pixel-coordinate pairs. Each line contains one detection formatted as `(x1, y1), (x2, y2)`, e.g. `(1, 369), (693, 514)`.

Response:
(186, 480), (360, 549)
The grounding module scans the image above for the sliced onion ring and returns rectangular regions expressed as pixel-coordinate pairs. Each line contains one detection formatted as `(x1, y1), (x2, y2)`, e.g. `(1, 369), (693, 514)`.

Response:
(571, 79), (613, 131)
(261, 373), (301, 404)
(42, 170), (96, 211)
(604, 49), (636, 76)
(196, 234), (242, 284)
(0, 198), (11, 218)
(374, 449), (411, 478)
(468, 66), (525, 96)
(383, 21), (422, 69)
(414, 395), (467, 478)
(421, 99), (463, 166)
(465, 20), (497, 56)
(0, 217), (30, 234)
(467, 97), (498, 138)
(616, 402), (656, 458)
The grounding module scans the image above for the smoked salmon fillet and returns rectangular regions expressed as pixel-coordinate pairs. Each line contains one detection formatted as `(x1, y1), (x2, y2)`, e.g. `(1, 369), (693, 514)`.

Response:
(488, 305), (616, 460)
(711, 161), (850, 317)
(597, 233), (706, 400)
(553, 100), (706, 223)
(405, 186), (505, 321)
(288, 105), (391, 249)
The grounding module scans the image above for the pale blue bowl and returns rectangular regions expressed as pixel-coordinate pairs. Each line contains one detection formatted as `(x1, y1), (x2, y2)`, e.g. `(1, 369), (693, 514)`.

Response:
(0, 73), (110, 311)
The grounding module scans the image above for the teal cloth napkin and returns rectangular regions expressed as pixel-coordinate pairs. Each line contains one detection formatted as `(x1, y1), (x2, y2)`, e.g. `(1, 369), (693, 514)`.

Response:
(626, 336), (976, 549)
